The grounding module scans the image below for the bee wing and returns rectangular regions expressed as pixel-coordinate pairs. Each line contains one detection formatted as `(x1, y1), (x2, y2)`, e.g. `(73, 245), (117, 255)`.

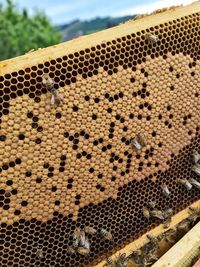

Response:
(189, 178), (200, 189)
(161, 184), (170, 196)
(80, 231), (87, 247)
(77, 247), (89, 256)
(131, 139), (142, 150)
(151, 210), (164, 220)
(148, 201), (156, 209)
(107, 231), (113, 241)
(192, 164), (200, 176)
(51, 95), (55, 105)
(185, 180), (193, 190)
(84, 226), (97, 234)
(142, 207), (150, 218)
(193, 150), (200, 164)
(84, 237), (90, 250)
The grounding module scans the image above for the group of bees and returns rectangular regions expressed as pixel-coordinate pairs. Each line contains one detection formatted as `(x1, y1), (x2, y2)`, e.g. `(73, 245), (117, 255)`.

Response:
(67, 227), (113, 256)
(33, 205), (200, 265)
(104, 231), (169, 267)
(142, 201), (173, 229)
(40, 38), (200, 266)
(141, 150), (200, 228)
(107, 205), (200, 267)
(178, 150), (200, 190)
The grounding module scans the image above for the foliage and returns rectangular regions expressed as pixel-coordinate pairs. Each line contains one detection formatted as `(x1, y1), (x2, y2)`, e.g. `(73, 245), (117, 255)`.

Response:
(0, 0), (62, 61)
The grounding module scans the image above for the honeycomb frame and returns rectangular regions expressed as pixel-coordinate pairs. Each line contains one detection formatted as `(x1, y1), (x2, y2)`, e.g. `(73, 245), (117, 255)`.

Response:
(0, 2), (200, 266)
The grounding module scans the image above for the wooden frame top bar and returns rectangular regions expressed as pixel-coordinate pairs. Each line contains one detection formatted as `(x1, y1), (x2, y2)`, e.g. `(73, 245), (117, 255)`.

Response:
(1, 1), (200, 75)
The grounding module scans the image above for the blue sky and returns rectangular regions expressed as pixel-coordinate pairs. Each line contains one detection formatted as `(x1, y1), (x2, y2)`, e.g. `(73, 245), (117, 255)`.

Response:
(1, 0), (194, 25)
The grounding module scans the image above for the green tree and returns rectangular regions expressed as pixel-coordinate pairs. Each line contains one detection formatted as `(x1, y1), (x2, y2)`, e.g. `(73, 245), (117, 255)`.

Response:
(0, 0), (62, 61)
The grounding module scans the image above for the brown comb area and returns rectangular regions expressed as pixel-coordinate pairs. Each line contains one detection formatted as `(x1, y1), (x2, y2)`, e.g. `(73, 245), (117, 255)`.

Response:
(0, 11), (200, 267)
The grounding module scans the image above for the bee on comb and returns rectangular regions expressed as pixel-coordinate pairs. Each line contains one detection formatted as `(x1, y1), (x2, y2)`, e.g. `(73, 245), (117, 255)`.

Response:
(177, 178), (192, 190)
(84, 226), (97, 235)
(147, 201), (157, 209)
(160, 183), (170, 197)
(189, 178), (200, 189)
(192, 164), (200, 177)
(146, 33), (159, 45)
(42, 74), (54, 90)
(36, 247), (44, 260)
(77, 247), (90, 256)
(100, 228), (113, 241)
(131, 133), (146, 150)
(42, 74), (63, 106)
(150, 209), (165, 220)
(142, 207), (150, 219)
(192, 150), (200, 164)
(50, 87), (63, 106)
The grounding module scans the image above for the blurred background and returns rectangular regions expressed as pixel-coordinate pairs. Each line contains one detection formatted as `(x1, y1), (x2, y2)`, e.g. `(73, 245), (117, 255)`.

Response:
(0, 0), (194, 61)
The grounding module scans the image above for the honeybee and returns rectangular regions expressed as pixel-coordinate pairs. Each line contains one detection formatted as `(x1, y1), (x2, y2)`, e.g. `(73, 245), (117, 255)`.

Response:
(42, 74), (63, 106)
(146, 33), (159, 45)
(188, 206), (200, 224)
(148, 252), (158, 262)
(50, 87), (63, 106)
(146, 234), (158, 246)
(80, 233), (90, 250)
(84, 226), (97, 235)
(131, 249), (143, 265)
(131, 133), (146, 150)
(73, 228), (81, 247)
(192, 164), (200, 176)
(116, 253), (128, 267)
(103, 257), (113, 267)
(36, 248), (44, 260)
(100, 228), (113, 241)
(163, 217), (171, 229)
(163, 208), (173, 218)
(66, 246), (76, 255)
(177, 178), (192, 190)
(142, 207), (150, 219)
(177, 219), (190, 231)
(160, 184), (170, 197)
(188, 206), (198, 213)
(79, 230), (85, 243)
(77, 247), (90, 256)
(156, 232), (166, 242)
(73, 238), (79, 248)
(150, 209), (164, 220)
(164, 234), (175, 244)
(142, 240), (156, 255)
(84, 238), (90, 251)
(193, 150), (200, 164)
(163, 208), (173, 229)
(42, 74), (54, 90)
(189, 178), (200, 189)
(132, 250), (152, 267)
(147, 201), (156, 209)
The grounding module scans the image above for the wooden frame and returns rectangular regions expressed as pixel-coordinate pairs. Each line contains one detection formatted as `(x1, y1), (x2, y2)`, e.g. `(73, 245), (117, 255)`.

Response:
(95, 200), (200, 267)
